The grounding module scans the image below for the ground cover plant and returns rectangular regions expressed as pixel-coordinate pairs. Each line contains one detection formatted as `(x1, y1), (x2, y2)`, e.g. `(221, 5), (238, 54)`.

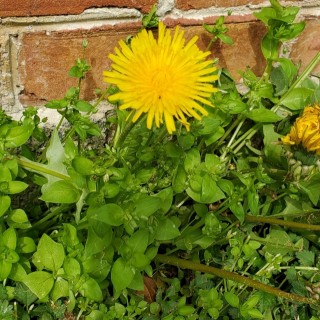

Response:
(1, 0), (320, 318)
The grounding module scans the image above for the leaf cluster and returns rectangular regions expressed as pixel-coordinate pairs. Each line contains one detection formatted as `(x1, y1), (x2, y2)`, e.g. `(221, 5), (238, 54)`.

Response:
(1, 0), (320, 319)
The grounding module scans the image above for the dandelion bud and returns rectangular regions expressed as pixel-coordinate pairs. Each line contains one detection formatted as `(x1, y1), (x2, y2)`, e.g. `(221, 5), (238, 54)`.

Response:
(293, 165), (302, 180)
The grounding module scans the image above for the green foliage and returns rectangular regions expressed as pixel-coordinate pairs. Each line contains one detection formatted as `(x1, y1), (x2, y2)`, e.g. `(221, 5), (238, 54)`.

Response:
(0, 0), (320, 319)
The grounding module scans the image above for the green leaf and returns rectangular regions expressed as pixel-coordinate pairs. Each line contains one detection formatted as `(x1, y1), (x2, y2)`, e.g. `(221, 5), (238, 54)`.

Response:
(134, 195), (162, 218)
(41, 180), (80, 204)
(230, 201), (245, 223)
(127, 229), (149, 254)
(79, 275), (103, 302)
(0, 260), (13, 280)
(286, 267), (309, 296)
(130, 252), (150, 270)
(142, 4), (158, 28)
(0, 195), (10, 217)
(154, 217), (180, 240)
(84, 226), (112, 258)
(2, 227), (17, 249)
(0, 247), (19, 264)
(24, 271), (54, 300)
(184, 148), (200, 172)
(247, 187), (259, 215)
(17, 237), (36, 254)
(218, 179), (234, 195)
(246, 108), (282, 122)
(204, 126), (224, 146)
(164, 142), (183, 158)
(63, 257), (81, 278)
(50, 277), (69, 301)
(156, 187), (173, 214)
(82, 257), (111, 282)
(62, 223), (80, 249)
(75, 100), (93, 112)
(218, 33), (234, 45)
(261, 35), (279, 60)
(271, 65), (289, 96)
(111, 257), (135, 295)
(41, 129), (69, 192)
(68, 66), (83, 78)
(296, 250), (315, 267)
(88, 203), (125, 226)
(9, 263), (27, 282)
(187, 174), (225, 204)
(281, 87), (313, 110)
(276, 58), (297, 85)
(4, 181), (28, 194)
(7, 209), (31, 229)
(264, 229), (295, 255)
(32, 234), (65, 272)
(5, 122), (34, 148)
(198, 118), (221, 135)
(72, 156), (94, 175)
(263, 124), (284, 167)
(14, 283), (37, 307)
(224, 291), (239, 307)
(0, 164), (12, 182)
(173, 165), (187, 193)
(45, 99), (68, 109)
(298, 172), (320, 205)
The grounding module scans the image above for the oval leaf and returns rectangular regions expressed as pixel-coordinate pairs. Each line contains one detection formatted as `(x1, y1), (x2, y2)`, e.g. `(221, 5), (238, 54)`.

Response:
(24, 271), (54, 300)
(41, 180), (80, 204)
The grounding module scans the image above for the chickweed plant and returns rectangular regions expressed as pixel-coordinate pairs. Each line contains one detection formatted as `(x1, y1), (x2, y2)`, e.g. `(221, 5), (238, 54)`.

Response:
(1, 0), (320, 319)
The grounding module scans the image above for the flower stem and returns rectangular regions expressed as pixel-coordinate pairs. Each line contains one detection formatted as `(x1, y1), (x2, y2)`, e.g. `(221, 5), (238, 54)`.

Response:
(245, 214), (320, 231)
(112, 112), (137, 149)
(273, 51), (320, 113)
(28, 205), (69, 230)
(155, 254), (317, 305)
(226, 51), (320, 155)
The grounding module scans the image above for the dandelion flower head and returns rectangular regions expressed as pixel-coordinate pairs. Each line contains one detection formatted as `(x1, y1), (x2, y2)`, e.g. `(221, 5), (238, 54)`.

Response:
(103, 22), (219, 134)
(282, 104), (320, 155)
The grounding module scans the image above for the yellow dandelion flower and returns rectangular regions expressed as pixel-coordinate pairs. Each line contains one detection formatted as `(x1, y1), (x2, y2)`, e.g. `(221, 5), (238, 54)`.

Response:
(282, 105), (320, 155)
(103, 22), (219, 134)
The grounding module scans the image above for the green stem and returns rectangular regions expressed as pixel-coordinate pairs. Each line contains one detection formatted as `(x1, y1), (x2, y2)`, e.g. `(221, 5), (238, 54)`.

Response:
(245, 215), (320, 231)
(232, 127), (259, 154)
(28, 205), (69, 230)
(220, 117), (246, 160)
(226, 51), (320, 155)
(17, 157), (71, 181)
(214, 116), (243, 151)
(92, 88), (109, 110)
(155, 254), (316, 305)
(112, 112), (136, 149)
(273, 51), (320, 112)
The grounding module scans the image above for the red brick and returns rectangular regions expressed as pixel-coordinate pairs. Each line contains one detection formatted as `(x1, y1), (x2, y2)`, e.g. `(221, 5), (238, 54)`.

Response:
(18, 23), (142, 105)
(176, 0), (265, 10)
(174, 21), (266, 81)
(18, 21), (267, 105)
(290, 19), (320, 76)
(0, 0), (153, 17)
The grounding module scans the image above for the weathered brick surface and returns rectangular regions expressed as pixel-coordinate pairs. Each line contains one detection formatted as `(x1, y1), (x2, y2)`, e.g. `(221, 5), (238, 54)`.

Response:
(0, 0), (153, 17)
(18, 23), (142, 105)
(175, 0), (266, 10)
(18, 20), (266, 105)
(290, 19), (320, 76)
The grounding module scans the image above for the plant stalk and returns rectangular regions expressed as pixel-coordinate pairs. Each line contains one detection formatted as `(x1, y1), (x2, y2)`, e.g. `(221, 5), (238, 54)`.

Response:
(245, 214), (320, 231)
(17, 157), (71, 181)
(155, 254), (317, 305)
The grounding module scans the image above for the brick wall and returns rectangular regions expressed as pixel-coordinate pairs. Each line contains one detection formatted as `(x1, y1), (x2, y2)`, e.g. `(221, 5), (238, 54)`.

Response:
(0, 0), (320, 116)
